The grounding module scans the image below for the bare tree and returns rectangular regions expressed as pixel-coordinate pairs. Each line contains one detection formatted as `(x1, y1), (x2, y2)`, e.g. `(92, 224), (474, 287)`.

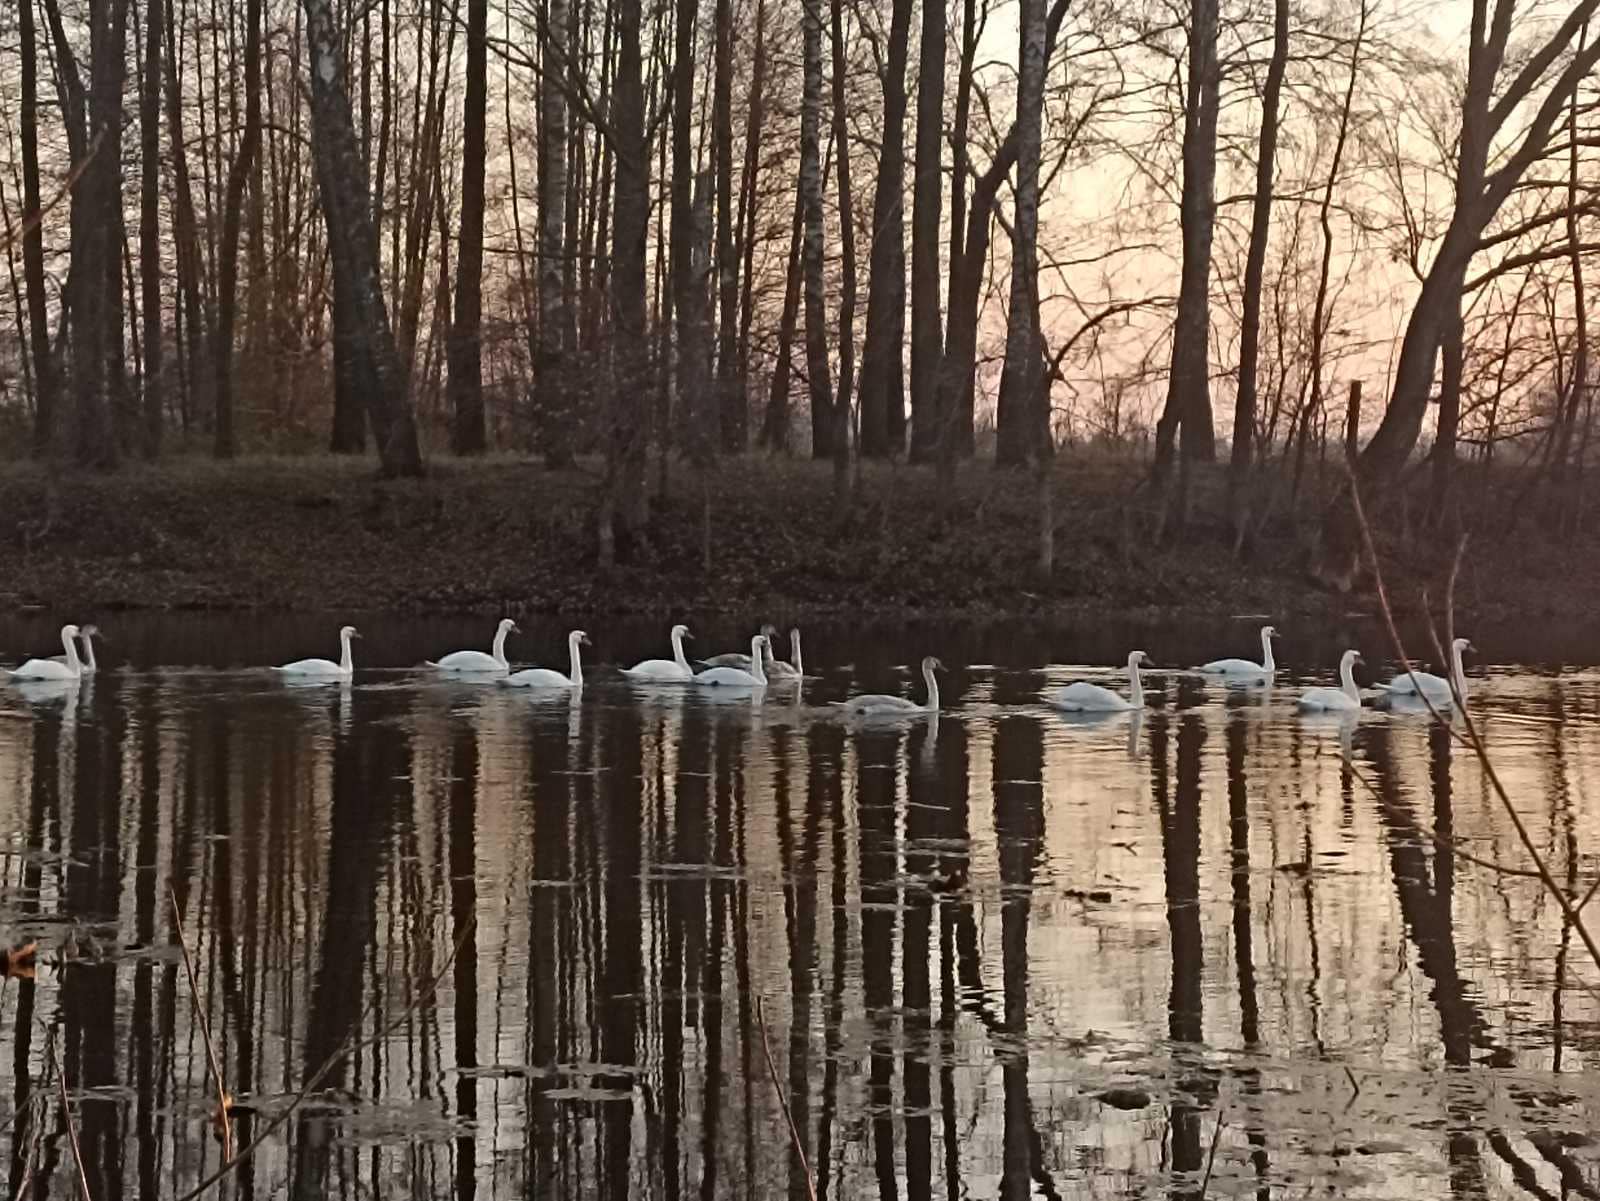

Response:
(446, 0), (490, 454)
(830, 0), (856, 500)
(19, 0), (58, 454)
(801, 0), (833, 458)
(907, 0), (944, 462)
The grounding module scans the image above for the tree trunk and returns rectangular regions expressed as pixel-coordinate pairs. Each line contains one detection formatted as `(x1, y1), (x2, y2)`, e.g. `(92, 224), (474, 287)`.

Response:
(669, 0), (713, 462)
(946, 0), (978, 459)
(830, 0), (856, 502)
(303, 0), (422, 476)
(1152, 0), (1220, 479)
(907, 0), (945, 462)
(19, 0), (59, 455)
(70, 0), (131, 468)
(856, 0), (912, 458)
(1553, 22), (1590, 497)
(541, 0), (574, 465)
(211, 0), (262, 458)
(1229, 0), (1286, 492)
(1430, 306), (1463, 518)
(446, 0), (489, 453)
(165, 0), (210, 444)
(994, 0), (1046, 467)
(713, 0), (742, 450)
(761, 186), (803, 452)
(800, 0), (832, 458)
(735, 0), (768, 405)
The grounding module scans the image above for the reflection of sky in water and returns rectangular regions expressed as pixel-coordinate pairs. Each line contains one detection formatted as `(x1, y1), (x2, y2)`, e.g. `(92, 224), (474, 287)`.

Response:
(0, 616), (1596, 1198)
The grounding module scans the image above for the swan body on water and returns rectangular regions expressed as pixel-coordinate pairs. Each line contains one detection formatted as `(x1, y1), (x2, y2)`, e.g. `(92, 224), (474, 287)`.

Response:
(1378, 638), (1473, 704)
(50, 625), (102, 674)
(1047, 651), (1152, 712)
(1297, 650), (1364, 712)
(276, 625), (360, 678)
(694, 635), (769, 688)
(624, 624), (695, 681)
(1199, 625), (1278, 682)
(503, 630), (590, 688)
(9, 625), (84, 681)
(765, 628), (804, 680)
(699, 625), (776, 670)
(833, 656), (943, 716)
(429, 618), (519, 674)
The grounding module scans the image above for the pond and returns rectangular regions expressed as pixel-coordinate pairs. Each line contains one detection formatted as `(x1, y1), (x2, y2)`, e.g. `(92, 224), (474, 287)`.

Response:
(0, 612), (1597, 1199)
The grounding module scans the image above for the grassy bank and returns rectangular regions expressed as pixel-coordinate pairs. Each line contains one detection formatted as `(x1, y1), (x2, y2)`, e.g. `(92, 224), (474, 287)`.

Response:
(0, 452), (1587, 620)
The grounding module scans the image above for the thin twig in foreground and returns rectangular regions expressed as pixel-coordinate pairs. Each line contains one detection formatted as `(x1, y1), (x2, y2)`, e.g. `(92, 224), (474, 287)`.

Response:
(169, 890), (232, 1159)
(756, 997), (817, 1201)
(1199, 1112), (1226, 1198)
(48, 1033), (92, 1201)
(171, 916), (475, 1201)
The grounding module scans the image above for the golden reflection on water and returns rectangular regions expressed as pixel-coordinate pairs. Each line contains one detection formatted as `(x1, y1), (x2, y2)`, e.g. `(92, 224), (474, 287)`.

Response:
(0, 641), (1597, 1198)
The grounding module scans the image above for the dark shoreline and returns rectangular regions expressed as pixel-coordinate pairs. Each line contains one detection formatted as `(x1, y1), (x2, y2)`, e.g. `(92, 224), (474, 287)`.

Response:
(0, 454), (1589, 627)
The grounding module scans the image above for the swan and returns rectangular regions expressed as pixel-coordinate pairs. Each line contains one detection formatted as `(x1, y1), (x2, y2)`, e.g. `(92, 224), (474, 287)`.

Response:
(503, 630), (590, 689)
(1199, 625), (1278, 682)
(833, 656), (943, 716)
(699, 624), (777, 670)
(428, 618), (519, 674)
(8, 625), (84, 681)
(1377, 637), (1473, 703)
(275, 625), (360, 678)
(766, 627), (804, 681)
(1047, 651), (1152, 712)
(1296, 649), (1364, 712)
(49, 624), (102, 674)
(623, 623), (695, 681)
(694, 634), (770, 688)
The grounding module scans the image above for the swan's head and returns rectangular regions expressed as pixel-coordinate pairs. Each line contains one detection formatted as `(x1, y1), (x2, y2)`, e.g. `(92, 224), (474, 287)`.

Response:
(571, 630), (591, 645)
(61, 624), (81, 640)
(1262, 625), (1280, 640)
(339, 625), (361, 639)
(922, 656), (945, 673)
(1453, 637), (1474, 654)
(760, 623), (778, 638)
(1340, 649), (1363, 667)
(498, 618), (519, 634)
(1129, 650), (1153, 668)
(671, 623), (691, 640)
(79, 624), (101, 640)
(790, 627), (801, 642)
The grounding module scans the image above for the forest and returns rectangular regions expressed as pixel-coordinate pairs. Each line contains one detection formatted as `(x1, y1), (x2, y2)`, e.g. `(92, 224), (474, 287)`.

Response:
(1, 0), (1598, 586)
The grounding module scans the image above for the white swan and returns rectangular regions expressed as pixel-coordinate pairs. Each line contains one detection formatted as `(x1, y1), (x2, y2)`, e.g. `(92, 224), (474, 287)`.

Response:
(623, 623), (695, 681)
(503, 630), (590, 689)
(1199, 625), (1278, 682)
(1377, 637), (1473, 703)
(50, 624), (102, 674)
(428, 618), (519, 674)
(8, 625), (84, 681)
(698, 624), (776, 670)
(694, 634), (770, 688)
(833, 656), (943, 716)
(1297, 649), (1364, 712)
(766, 627), (804, 681)
(276, 625), (360, 678)
(1047, 651), (1152, 712)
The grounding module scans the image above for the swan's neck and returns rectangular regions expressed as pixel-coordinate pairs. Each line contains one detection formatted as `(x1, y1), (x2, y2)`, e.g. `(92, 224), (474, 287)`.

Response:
(923, 663), (940, 711)
(81, 636), (97, 672)
(339, 632), (354, 673)
(60, 629), (81, 675)
(1450, 644), (1467, 697)
(568, 635), (584, 686)
(750, 638), (767, 685)
(1260, 631), (1275, 673)
(1128, 660), (1144, 707)
(791, 631), (803, 676)
(671, 631), (689, 671)
(492, 625), (510, 666)
(1340, 656), (1359, 701)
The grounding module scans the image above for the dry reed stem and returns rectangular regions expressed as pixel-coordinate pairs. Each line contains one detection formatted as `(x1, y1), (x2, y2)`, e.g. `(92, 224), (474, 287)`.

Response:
(47, 1034), (92, 1201)
(0, 131), (105, 256)
(755, 997), (817, 1201)
(172, 915), (475, 1201)
(1346, 472), (1600, 978)
(169, 890), (232, 1159)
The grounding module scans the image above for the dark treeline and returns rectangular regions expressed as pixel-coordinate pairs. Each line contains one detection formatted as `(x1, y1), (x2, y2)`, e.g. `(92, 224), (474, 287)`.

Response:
(2, 0), (1600, 575)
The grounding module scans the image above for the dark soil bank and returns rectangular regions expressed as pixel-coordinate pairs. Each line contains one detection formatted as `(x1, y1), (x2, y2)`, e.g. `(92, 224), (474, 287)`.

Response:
(0, 454), (1589, 622)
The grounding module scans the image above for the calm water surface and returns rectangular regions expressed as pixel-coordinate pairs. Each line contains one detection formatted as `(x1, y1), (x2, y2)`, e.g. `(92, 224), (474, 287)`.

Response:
(1, 613), (1599, 1199)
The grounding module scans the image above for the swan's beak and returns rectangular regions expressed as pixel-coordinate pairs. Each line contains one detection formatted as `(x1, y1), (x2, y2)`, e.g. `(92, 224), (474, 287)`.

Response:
(579, 633), (592, 645)
(351, 631), (363, 639)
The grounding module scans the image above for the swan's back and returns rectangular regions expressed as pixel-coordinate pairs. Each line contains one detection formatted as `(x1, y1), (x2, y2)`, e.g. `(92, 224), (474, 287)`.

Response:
(1387, 670), (1449, 697)
(837, 693), (921, 715)
(503, 668), (571, 688)
(8, 659), (74, 681)
(695, 666), (763, 687)
(1296, 686), (1358, 712)
(624, 658), (692, 680)
(432, 650), (504, 672)
(1200, 657), (1267, 676)
(1047, 682), (1129, 712)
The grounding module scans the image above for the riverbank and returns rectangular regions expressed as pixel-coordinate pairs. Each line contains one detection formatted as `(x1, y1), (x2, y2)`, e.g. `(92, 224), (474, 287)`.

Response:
(0, 453), (1586, 622)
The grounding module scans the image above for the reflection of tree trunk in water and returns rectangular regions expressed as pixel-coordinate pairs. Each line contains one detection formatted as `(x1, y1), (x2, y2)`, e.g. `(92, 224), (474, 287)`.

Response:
(994, 718), (1047, 1201)
(857, 729), (901, 1201)
(903, 721), (937, 1200)
(698, 729), (739, 1201)
(134, 694), (161, 1199)
(815, 723), (848, 1201)
(449, 728), (479, 1201)
(599, 716), (644, 1201)
(63, 686), (124, 1194)
(529, 715), (569, 1189)
(292, 708), (403, 1199)
(1547, 685), (1576, 1072)
(1361, 725), (1481, 1065)
(208, 713), (257, 1131)
(1156, 714), (1205, 1198)
(1224, 716), (1271, 1197)
(936, 723), (970, 1201)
